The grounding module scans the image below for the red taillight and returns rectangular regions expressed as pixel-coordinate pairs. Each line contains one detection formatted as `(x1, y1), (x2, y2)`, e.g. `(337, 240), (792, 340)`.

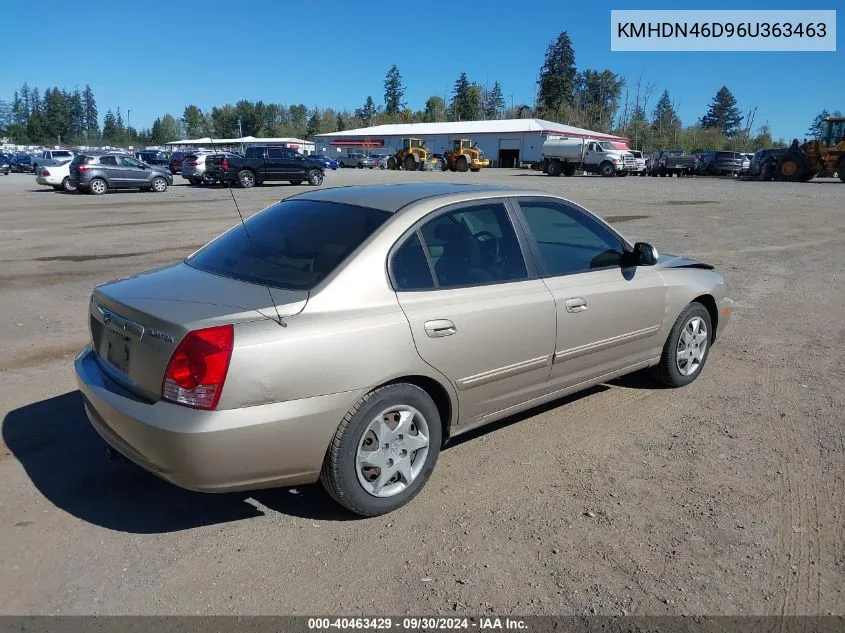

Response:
(162, 324), (233, 410)
(187, 161), (200, 166)
(221, 158), (229, 171)
(78, 164), (90, 171)
(42, 169), (50, 176)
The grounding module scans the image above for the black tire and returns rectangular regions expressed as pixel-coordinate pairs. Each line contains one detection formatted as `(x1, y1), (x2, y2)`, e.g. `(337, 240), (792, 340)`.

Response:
(357, 163), (363, 169)
(151, 176), (168, 193)
(403, 154), (418, 171)
(546, 160), (562, 177)
(386, 157), (397, 170)
(777, 153), (807, 182)
(290, 180), (303, 185)
(838, 160), (845, 183)
(319, 383), (443, 517)
(238, 169), (256, 188)
(307, 169), (324, 186)
(89, 178), (107, 195)
(62, 177), (76, 192)
(456, 156), (469, 172)
(651, 302), (713, 388)
(599, 161), (615, 177)
(563, 163), (576, 177)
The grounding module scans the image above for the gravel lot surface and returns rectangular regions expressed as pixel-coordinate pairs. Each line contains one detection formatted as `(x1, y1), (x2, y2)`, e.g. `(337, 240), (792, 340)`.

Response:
(1, 169), (843, 615)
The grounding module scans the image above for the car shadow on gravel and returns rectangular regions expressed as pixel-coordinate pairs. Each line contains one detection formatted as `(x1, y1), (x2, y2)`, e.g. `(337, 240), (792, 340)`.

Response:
(2, 391), (356, 533)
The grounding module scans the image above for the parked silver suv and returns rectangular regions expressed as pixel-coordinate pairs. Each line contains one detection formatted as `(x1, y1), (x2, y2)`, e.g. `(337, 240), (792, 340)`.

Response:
(70, 153), (173, 195)
(181, 151), (239, 185)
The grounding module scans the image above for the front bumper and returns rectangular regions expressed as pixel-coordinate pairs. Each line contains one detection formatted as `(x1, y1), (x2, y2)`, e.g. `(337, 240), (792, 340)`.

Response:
(75, 344), (360, 492)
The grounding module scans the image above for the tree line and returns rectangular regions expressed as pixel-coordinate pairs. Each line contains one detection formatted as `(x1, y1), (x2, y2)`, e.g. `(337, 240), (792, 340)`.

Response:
(1, 35), (838, 152)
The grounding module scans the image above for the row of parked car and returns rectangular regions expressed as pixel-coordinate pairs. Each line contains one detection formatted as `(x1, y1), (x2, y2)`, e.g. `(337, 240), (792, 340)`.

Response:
(637, 149), (785, 179)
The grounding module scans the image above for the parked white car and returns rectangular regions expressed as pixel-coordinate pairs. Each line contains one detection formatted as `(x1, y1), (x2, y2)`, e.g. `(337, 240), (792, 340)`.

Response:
(35, 160), (76, 192)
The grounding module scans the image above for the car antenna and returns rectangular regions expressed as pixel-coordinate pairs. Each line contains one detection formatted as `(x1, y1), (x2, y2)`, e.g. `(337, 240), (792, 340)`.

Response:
(198, 111), (286, 328)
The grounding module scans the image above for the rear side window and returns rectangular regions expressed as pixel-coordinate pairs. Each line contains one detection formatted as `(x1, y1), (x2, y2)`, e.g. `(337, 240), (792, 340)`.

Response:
(391, 233), (435, 291)
(99, 156), (118, 166)
(246, 147), (263, 158)
(187, 200), (391, 290)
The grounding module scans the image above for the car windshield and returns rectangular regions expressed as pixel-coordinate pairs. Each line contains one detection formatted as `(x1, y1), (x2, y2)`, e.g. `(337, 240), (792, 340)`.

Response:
(186, 199), (391, 290)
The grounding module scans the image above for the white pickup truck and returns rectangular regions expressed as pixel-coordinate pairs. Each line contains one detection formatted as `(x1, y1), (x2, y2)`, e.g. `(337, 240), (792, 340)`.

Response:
(32, 149), (75, 173)
(541, 138), (636, 177)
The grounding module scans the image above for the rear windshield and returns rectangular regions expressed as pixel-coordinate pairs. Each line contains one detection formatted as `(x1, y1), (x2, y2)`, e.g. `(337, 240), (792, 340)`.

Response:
(53, 151), (72, 158)
(716, 152), (739, 159)
(186, 199), (391, 290)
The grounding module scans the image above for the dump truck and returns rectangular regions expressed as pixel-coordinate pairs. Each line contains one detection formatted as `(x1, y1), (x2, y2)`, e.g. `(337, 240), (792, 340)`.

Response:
(777, 116), (845, 182)
(441, 139), (489, 172)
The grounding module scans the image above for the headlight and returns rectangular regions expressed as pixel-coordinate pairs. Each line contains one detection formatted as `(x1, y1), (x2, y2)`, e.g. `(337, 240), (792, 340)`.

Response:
(612, 158), (621, 164)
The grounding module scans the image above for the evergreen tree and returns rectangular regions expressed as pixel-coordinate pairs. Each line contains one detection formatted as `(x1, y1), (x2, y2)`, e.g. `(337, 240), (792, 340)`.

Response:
(484, 82), (505, 119)
(20, 83), (31, 117)
(450, 73), (482, 121)
(182, 104), (205, 138)
(83, 85), (99, 138)
(537, 31), (577, 116)
(383, 65), (405, 116)
(336, 112), (345, 132)
(652, 90), (681, 132)
(305, 110), (320, 140)
(102, 109), (117, 144)
(11, 91), (26, 126)
(70, 89), (85, 139)
(700, 86), (742, 137)
(355, 96), (378, 124)
(806, 109), (842, 139)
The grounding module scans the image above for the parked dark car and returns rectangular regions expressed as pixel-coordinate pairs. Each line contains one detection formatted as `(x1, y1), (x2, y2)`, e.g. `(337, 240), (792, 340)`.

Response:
(651, 149), (696, 177)
(205, 145), (325, 187)
(136, 150), (171, 168)
(169, 150), (194, 174)
(10, 154), (35, 173)
(698, 151), (743, 176)
(0, 154), (10, 175)
(69, 153), (173, 195)
(743, 148), (786, 181)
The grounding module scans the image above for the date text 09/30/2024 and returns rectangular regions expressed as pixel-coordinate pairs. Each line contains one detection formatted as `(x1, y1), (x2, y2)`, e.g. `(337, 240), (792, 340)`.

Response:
(307, 617), (528, 630)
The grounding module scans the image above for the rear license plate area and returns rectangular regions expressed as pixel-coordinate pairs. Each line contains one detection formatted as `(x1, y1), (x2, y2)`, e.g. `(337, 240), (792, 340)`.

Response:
(103, 327), (131, 374)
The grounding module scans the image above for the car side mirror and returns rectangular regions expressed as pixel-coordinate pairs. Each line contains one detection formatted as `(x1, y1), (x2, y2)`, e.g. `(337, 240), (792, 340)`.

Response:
(632, 242), (659, 266)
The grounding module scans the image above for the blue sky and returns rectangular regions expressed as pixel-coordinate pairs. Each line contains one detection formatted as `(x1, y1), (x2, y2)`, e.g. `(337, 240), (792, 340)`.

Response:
(2, 0), (841, 140)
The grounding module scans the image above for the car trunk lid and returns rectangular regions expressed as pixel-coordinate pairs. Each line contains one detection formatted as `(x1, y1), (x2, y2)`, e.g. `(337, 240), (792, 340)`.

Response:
(89, 262), (307, 402)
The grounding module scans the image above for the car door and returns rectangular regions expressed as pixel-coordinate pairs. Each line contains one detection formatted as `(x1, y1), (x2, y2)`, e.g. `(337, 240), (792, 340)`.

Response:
(286, 150), (307, 177)
(264, 147), (286, 178)
(96, 155), (123, 186)
(119, 156), (147, 187)
(391, 199), (557, 426)
(512, 197), (667, 394)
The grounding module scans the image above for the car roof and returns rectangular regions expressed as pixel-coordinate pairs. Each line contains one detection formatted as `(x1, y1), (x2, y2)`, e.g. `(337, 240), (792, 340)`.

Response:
(290, 183), (515, 213)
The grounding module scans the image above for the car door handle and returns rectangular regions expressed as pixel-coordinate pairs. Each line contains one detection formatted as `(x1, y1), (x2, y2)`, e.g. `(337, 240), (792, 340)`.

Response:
(424, 319), (457, 338)
(565, 297), (588, 313)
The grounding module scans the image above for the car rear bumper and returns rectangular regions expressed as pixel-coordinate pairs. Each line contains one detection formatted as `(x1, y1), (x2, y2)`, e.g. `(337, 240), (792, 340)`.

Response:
(74, 344), (360, 492)
(181, 167), (204, 179)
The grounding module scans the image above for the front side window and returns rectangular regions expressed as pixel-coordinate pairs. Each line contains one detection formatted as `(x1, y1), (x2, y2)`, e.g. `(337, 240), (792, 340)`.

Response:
(517, 200), (626, 276)
(187, 200), (390, 290)
(416, 203), (527, 288)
